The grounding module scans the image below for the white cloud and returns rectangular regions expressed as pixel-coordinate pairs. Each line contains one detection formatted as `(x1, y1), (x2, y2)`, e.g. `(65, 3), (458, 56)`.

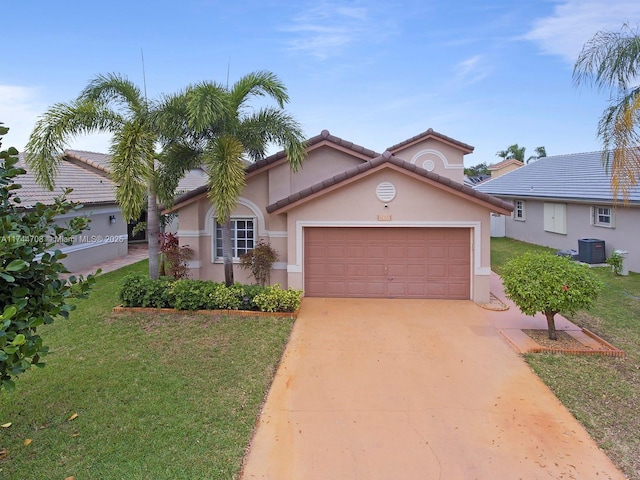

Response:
(282, 2), (371, 59)
(524, 0), (640, 63)
(455, 55), (489, 84)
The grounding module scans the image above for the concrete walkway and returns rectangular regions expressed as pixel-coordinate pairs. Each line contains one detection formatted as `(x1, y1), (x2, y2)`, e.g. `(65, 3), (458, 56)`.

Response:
(241, 298), (625, 479)
(65, 244), (148, 278)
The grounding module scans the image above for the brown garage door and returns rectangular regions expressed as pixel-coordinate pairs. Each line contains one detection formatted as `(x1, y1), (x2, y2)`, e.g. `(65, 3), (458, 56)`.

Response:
(304, 227), (470, 299)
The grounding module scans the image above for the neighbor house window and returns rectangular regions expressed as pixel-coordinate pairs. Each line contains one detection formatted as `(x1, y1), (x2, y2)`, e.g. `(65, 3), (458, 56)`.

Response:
(592, 206), (614, 227)
(543, 202), (567, 234)
(214, 218), (255, 259)
(513, 200), (525, 221)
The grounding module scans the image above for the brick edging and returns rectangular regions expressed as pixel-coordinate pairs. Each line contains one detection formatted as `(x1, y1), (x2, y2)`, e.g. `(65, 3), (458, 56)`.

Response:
(112, 306), (298, 319)
(527, 328), (625, 357)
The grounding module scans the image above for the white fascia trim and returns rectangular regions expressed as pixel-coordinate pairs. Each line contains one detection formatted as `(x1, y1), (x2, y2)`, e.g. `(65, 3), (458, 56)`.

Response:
(55, 205), (121, 220)
(410, 149), (464, 170)
(186, 260), (202, 269)
(264, 230), (288, 238)
(293, 220), (484, 276)
(204, 197), (267, 234)
(272, 261), (287, 270)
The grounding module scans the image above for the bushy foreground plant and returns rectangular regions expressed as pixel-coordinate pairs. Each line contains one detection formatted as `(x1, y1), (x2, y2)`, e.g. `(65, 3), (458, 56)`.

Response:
(501, 252), (603, 340)
(0, 126), (98, 391)
(118, 274), (302, 313)
(239, 240), (278, 286)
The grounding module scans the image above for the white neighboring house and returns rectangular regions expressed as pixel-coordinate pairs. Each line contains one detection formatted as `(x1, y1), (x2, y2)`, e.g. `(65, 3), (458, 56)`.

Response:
(14, 150), (209, 272)
(474, 151), (640, 272)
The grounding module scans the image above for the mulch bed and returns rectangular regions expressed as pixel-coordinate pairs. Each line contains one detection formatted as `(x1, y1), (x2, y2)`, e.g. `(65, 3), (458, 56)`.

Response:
(523, 329), (590, 350)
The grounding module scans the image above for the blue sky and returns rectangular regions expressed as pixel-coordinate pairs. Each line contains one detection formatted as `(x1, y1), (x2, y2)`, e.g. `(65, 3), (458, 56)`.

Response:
(2, 0), (640, 167)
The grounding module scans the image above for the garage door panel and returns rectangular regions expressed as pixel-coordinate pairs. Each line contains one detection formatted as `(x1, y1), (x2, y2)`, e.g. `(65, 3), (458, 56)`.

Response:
(304, 227), (470, 299)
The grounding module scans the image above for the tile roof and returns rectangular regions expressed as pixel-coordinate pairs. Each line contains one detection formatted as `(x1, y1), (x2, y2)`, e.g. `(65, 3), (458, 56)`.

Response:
(266, 151), (513, 214)
(387, 128), (474, 154)
(14, 153), (118, 208)
(245, 129), (379, 175)
(474, 151), (640, 204)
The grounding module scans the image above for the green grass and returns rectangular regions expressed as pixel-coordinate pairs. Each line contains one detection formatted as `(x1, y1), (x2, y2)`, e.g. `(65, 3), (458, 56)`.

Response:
(492, 238), (640, 479)
(0, 261), (294, 480)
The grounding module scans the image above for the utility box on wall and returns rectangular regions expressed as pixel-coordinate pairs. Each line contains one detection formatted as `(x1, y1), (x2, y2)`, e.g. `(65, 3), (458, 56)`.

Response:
(578, 238), (605, 264)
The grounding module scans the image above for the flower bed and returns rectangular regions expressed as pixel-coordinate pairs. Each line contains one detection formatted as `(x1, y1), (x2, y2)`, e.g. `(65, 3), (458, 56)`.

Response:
(118, 273), (302, 313)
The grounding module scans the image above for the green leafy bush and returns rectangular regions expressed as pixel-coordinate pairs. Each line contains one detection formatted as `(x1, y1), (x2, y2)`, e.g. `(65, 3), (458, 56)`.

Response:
(253, 284), (302, 313)
(0, 126), (97, 391)
(118, 276), (302, 313)
(501, 252), (603, 340)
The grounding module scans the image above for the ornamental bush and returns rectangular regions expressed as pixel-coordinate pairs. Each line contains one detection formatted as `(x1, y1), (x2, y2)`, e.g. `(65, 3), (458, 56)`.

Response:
(501, 252), (603, 340)
(117, 275), (302, 313)
(0, 126), (97, 391)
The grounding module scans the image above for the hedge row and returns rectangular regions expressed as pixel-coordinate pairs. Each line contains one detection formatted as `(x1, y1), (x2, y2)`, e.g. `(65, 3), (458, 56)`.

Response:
(118, 273), (302, 313)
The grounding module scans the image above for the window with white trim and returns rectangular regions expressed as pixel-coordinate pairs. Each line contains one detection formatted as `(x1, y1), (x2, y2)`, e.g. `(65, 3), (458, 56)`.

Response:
(513, 200), (525, 221)
(592, 206), (614, 227)
(214, 218), (255, 259)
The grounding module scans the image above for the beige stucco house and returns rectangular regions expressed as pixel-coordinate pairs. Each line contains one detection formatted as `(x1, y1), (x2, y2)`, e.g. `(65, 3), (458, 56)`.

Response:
(165, 129), (513, 303)
(489, 158), (524, 178)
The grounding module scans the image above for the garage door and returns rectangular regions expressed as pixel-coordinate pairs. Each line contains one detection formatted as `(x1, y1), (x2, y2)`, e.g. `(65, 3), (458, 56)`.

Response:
(304, 227), (470, 299)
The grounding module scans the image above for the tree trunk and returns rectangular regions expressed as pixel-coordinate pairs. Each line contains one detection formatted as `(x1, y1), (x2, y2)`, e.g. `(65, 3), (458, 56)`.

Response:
(147, 173), (160, 280)
(221, 220), (234, 287)
(544, 311), (558, 340)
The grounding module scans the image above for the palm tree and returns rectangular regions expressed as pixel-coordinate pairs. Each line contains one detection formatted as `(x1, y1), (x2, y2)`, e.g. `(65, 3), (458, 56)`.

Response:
(156, 70), (306, 286)
(573, 23), (640, 201)
(496, 144), (526, 161)
(25, 73), (163, 279)
(527, 146), (547, 163)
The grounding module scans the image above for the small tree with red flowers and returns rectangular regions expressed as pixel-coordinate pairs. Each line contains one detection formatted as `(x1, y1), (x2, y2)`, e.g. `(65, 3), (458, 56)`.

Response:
(501, 252), (603, 340)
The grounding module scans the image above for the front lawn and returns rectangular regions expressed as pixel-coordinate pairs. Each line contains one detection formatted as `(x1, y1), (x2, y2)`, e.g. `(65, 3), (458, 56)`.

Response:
(492, 237), (640, 479)
(0, 260), (294, 479)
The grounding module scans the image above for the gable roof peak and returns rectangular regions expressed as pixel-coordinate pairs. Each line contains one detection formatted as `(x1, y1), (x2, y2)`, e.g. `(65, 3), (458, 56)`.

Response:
(382, 149), (392, 159)
(321, 129), (331, 138)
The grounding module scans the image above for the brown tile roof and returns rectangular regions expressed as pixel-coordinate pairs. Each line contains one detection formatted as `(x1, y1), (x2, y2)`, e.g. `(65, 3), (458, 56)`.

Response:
(488, 158), (524, 170)
(14, 153), (118, 208)
(245, 129), (379, 175)
(65, 150), (112, 177)
(387, 128), (474, 154)
(266, 151), (513, 214)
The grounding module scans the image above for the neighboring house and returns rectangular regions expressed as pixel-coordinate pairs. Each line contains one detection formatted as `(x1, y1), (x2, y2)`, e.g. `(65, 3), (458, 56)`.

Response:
(464, 173), (490, 187)
(488, 158), (524, 177)
(474, 151), (640, 272)
(15, 151), (128, 272)
(164, 128), (513, 303)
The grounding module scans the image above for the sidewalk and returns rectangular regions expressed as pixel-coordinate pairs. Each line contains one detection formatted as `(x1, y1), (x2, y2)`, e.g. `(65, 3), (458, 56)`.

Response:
(65, 243), (149, 278)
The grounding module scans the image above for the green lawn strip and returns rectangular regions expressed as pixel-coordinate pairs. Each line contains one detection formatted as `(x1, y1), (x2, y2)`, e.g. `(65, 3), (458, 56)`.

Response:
(0, 260), (294, 480)
(492, 238), (640, 480)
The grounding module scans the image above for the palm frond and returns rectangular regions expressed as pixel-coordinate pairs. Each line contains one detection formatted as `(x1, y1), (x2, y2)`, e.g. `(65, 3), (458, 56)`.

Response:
(598, 86), (640, 202)
(109, 119), (156, 220)
(573, 24), (640, 92)
(204, 135), (246, 223)
(79, 73), (147, 116)
(156, 143), (204, 206)
(186, 82), (228, 133)
(230, 70), (289, 112)
(24, 99), (123, 190)
(239, 107), (306, 169)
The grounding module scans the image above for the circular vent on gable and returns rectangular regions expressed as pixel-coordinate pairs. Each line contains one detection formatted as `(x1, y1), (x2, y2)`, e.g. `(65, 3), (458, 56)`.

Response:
(376, 182), (396, 202)
(422, 159), (435, 172)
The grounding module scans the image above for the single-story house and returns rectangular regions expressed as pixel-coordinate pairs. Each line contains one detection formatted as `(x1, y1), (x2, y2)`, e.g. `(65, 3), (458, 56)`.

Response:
(15, 149), (207, 272)
(164, 128), (513, 303)
(474, 151), (640, 272)
(16, 150), (128, 272)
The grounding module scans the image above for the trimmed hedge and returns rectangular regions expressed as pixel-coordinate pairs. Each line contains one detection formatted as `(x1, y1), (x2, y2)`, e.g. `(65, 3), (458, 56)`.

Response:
(118, 274), (302, 313)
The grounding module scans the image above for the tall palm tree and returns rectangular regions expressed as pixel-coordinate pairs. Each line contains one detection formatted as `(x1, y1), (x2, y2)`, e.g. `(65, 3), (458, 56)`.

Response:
(573, 23), (640, 201)
(527, 146), (547, 163)
(25, 73), (163, 279)
(156, 70), (306, 286)
(496, 144), (526, 161)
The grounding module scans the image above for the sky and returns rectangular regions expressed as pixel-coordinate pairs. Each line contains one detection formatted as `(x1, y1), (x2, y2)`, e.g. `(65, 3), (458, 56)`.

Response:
(2, 0), (640, 167)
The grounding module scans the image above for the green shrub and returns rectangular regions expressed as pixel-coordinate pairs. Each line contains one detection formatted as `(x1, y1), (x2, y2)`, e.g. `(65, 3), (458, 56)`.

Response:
(252, 284), (302, 313)
(502, 252), (603, 340)
(172, 280), (215, 311)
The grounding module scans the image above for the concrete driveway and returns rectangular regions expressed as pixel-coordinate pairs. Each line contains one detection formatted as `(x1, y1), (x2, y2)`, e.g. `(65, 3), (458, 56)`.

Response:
(241, 298), (625, 480)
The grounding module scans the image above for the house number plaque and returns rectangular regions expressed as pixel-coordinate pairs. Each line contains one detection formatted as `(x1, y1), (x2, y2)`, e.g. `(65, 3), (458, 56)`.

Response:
(377, 214), (392, 221)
